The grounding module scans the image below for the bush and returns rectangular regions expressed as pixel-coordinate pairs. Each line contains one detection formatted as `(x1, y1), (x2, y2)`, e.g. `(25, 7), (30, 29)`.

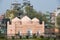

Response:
(0, 34), (5, 39)
(0, 36), (5, 39)
(33, 34), (37, 38)
(26, 35), (33, 39)
(19, 36), (22, 39)
(40, 35), (44, 38)
(12, 36), (15, 39)
(26, 35), (29, 39)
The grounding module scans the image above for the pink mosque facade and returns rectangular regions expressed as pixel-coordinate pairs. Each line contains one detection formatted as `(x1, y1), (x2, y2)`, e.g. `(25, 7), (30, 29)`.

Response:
(7, 16), (44, 37)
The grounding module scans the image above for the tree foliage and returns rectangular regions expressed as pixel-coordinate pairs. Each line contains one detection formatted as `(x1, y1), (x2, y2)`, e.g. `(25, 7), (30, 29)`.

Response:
(24, 4), (48, 23)
(5, 8), (23, 19)
(5, 0), (48, 24)
(56, 15), (60, 27)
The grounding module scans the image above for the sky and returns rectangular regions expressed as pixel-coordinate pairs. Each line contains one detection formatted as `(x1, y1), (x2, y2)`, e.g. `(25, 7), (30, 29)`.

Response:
(0, 0), (60, 14)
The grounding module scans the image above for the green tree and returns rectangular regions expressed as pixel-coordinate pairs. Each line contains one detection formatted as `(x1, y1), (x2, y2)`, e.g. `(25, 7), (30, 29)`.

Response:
(5, 0), (48, 24)
(56, 15), (60, 28)
(23, 2), (48, 24)
(5, 7), (23, 19)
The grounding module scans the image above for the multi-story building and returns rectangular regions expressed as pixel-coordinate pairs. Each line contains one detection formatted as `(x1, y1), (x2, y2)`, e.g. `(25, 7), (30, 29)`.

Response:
(49, 6), (60, 35)
(54, 6), (60, 16)
(7, 16), (44, 37)
(50, 12), (56, 25)
(54, 6), (60, 27)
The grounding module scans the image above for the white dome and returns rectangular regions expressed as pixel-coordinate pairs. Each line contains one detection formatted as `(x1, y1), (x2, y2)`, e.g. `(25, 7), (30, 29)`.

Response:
(32, 18), (39, 22)
(12, 17), (20, 21)
(21, 16), (31, 21)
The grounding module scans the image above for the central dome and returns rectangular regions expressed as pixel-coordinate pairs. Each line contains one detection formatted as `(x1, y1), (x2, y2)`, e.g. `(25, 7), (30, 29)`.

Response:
(32, 18), (39, 22)
(21, 16), (31, 21)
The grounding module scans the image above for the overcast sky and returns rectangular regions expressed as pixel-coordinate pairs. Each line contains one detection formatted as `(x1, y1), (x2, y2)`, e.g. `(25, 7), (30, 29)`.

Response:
(0, 0), (60, 14)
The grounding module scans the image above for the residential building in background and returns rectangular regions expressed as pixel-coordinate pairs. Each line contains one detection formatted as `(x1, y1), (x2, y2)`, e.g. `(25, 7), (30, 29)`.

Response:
(50, 12), (56, 25)
(55, 6), (60, 28)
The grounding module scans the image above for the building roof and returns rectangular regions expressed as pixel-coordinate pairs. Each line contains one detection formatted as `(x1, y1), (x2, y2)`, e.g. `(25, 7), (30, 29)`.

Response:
(21, 16), (31, 21)
(11, 16), (40, 23)
(12, 17), (20, 21)
(32, 18), (39, 22)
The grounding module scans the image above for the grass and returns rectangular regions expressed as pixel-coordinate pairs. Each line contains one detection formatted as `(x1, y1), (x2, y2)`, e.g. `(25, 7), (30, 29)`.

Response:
(0, 37), (56, 40)
(0, 34), (56, 40)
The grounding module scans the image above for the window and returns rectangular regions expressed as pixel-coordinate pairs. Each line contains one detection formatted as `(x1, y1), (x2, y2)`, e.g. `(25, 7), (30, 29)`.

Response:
(39, 21), (42, 24)
(20, 21), (22, 25)
(18, 31), (22, 36)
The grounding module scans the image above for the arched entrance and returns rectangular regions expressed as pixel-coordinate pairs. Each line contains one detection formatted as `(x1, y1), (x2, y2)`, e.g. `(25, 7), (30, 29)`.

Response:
(18, 31), (22, 36)
(36, 30), (40, 36)
(27, 29), (32, 36)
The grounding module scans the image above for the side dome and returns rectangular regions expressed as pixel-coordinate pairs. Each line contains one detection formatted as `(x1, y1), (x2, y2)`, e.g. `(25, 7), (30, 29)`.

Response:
(32, 18), (39, 22)
(12, 17), (20, 22)
(21, 16), (31, 21)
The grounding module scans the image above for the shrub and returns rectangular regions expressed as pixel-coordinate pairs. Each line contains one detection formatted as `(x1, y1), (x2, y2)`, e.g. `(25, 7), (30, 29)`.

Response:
(0, 34), (5, 39)
(33, 34), (37, 38)
(26, 35), (29, 39)
(12, 36), (15, 39)
(40, 35), (44, 38)
(19, 36), (22, 39)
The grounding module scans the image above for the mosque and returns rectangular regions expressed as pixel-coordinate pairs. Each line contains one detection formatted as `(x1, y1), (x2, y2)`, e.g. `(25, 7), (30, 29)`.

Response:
(7, 16), (44, 37)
